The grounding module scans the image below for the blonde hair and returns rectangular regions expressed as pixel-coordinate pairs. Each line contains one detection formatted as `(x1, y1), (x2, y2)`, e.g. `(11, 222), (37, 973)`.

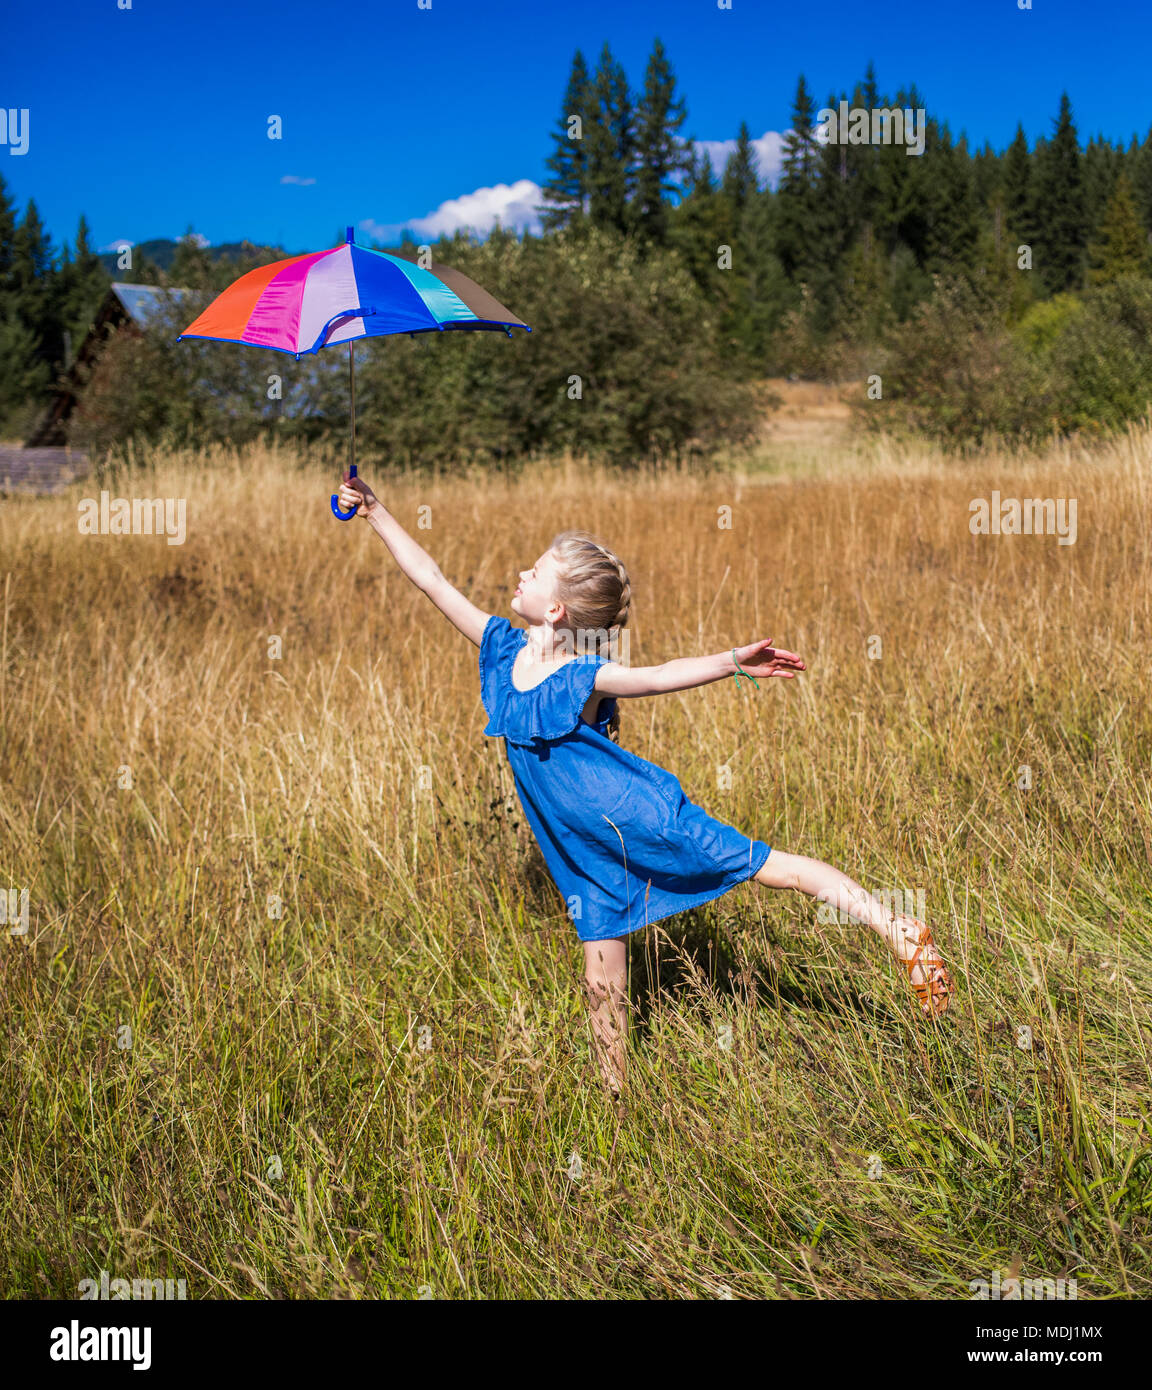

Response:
(548, 530), (632, 744)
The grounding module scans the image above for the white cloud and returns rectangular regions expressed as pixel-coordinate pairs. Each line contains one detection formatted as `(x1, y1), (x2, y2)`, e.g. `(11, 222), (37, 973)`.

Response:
(359, 136), (797, 251)
(694, 131), (789, 189)
(361, 178), (544, 243)
(281, 175), (317, 186)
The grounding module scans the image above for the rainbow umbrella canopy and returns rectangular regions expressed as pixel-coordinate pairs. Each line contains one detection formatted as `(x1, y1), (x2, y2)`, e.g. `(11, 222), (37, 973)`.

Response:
(177, 227), (530, 517)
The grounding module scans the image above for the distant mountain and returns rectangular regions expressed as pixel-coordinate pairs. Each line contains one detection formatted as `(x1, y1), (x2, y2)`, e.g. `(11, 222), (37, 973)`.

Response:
(96, 238), (294, 275)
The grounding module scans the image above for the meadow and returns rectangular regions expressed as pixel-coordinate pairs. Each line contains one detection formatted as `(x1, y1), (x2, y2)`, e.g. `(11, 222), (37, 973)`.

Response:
(1, 414), (1149, 1299)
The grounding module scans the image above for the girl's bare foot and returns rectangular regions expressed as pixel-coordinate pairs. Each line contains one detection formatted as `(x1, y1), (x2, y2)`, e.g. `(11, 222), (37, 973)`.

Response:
(592, 1036), (626, 1098)
(890, 915), (952, 1018)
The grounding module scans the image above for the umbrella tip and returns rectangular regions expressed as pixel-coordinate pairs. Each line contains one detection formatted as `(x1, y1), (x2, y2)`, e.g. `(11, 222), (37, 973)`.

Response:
(346, 225), (355, 245)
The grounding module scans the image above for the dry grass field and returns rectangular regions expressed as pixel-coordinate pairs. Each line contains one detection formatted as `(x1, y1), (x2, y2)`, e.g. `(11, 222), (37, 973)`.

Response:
(2, 416), (1150, 1298)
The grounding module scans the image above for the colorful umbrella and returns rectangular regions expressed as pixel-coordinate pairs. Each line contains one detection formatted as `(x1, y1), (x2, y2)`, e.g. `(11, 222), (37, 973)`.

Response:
(177, 227), (530, 517)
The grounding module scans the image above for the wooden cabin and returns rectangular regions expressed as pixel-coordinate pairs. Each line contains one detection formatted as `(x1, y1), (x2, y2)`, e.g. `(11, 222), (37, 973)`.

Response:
(25, 283), (192, 447)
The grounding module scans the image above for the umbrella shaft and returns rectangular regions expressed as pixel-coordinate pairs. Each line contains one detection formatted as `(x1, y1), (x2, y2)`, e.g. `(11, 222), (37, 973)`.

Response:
(348, 341), (356, 472)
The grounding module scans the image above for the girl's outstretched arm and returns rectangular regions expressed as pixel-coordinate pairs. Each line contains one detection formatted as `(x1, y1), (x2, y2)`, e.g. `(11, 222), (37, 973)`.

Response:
(336, 472), (492, 647)
(595, 638), (805, 699)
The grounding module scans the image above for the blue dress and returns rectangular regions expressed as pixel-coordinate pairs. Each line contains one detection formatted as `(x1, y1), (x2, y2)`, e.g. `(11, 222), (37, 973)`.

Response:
(478, 614), (772, 943)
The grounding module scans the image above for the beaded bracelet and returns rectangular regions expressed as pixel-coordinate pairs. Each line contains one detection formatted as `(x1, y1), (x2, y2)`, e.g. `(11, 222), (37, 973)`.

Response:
(732, 649), (760, 690)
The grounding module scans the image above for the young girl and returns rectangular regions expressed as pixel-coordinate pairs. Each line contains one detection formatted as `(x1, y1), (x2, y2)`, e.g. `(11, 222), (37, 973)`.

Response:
(337, 474), (952, 1098)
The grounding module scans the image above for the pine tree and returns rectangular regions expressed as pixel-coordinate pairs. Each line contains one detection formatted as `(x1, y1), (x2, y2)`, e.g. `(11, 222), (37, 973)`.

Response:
(972, 173), (1035, 323)
(887, 242), (932, 323)
(631, 38), (691, 245)
(727, 188), (790, 373)
(972, 140), (1000, 214)
(713, 127), (786, 372)
(845, 66), (875, 219)
(1082, 134), (1122, 235)
(1086, 171), (1150, 282)
(902, 120), (980, 273)
(1032, 92), (1087, 293)
(10, 198), (55, 288)
(118, 247), (165, 287)
(0, 304), (43, 427)
(1131, 122), (1152, 238)
(539, 50), (593, 233)
(776, 75), (822, 280)
(684, 142), (718, 198)
(861, 60), (879, 112)
(0, 172), (16, 290)
(721, 121), (759, 212)
(0, 175), (23, 426)
(169, 225), (215, 290)
(807, 86), (854, 320)
(667, 144), (726, 290)
(4, 199), (60, 421)
(835, 221), (891, 349)
(859, 79), (919, 265)
(780, 74), (819, 188)
(11, 200), (60, 361)
(849, 66), (901, 252)
(945, 131), (982, 269)
(585, 43), (635, 235)
(1001, 123), (1035, 251)
(58, 215), (110, 353)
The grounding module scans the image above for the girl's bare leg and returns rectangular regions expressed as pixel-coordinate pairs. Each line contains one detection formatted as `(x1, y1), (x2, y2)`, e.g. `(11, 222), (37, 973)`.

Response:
(582, 937), (628, 1095)
(753, 849), (950, 1010)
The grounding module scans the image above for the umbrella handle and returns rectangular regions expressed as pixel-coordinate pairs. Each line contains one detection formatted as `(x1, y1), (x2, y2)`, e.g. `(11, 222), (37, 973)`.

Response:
(331, 463), (359, 520)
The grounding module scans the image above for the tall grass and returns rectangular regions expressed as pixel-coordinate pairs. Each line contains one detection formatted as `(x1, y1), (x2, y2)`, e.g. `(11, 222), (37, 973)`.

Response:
(2, 424), (1149, 1298)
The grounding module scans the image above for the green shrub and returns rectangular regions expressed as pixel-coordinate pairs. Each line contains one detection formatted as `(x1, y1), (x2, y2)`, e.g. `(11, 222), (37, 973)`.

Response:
(1011, 292), (1086, 359)
(852, 272), (1152, 448)
(853, 273), (1060, 448)
(355, 224), (761, 468)
(1047, 275), (1152, 434)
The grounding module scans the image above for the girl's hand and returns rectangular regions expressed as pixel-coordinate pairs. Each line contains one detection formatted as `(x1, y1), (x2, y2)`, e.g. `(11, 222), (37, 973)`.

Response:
(733, 638), (806, 679)
(336, 471), (379, 518)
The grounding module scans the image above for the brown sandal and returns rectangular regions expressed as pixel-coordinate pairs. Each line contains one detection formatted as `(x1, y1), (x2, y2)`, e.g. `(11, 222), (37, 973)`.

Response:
(894, 915), (952, 1018)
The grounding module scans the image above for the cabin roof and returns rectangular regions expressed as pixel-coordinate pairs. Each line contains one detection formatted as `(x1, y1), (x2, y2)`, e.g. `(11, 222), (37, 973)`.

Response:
(108, 282), (193, 326)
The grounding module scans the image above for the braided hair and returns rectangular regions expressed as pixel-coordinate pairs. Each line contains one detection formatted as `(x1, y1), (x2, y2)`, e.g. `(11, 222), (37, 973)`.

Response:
(548, 530), (632, 744)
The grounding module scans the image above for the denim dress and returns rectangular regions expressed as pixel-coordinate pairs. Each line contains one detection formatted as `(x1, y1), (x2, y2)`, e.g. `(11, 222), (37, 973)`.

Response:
(478, 615), (771, 942)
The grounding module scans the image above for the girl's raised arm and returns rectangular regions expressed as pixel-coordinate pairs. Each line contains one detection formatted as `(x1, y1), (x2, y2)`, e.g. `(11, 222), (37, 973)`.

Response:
(337, 472), (492, 648)
(594, 639), (805, 699)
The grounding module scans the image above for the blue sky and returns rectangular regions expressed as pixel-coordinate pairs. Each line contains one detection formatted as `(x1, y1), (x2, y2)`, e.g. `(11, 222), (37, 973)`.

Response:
(1, 0), (1148, 257)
